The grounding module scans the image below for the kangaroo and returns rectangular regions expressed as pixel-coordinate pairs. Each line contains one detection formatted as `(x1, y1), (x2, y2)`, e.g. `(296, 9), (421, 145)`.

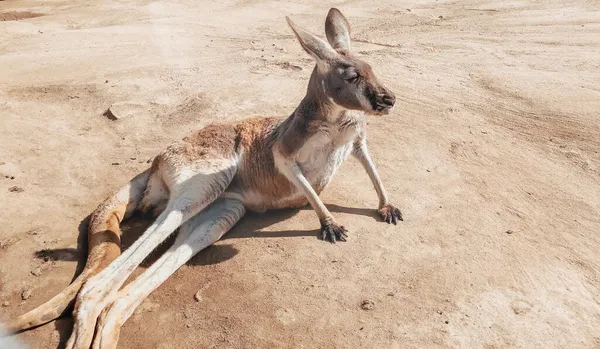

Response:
(3, 8), (402, 349)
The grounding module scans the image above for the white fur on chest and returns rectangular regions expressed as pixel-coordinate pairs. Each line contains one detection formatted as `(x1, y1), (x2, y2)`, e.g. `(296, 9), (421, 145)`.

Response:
(296, 111), (364, 189)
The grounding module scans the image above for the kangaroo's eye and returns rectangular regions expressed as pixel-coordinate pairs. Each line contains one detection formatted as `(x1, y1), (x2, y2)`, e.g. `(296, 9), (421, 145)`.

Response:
(346, 74), (360, 84)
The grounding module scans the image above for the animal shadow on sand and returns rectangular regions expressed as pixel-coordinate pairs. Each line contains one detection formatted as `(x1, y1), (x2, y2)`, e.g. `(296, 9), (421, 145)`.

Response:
(31, 203), (378, 348)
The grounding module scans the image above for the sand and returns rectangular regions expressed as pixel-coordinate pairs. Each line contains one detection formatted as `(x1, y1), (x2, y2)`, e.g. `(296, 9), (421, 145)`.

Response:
(1, 0), (599, 348)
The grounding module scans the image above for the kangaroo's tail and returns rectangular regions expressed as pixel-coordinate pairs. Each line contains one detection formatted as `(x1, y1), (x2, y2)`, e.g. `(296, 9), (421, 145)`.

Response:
(3, 169), (151, 333)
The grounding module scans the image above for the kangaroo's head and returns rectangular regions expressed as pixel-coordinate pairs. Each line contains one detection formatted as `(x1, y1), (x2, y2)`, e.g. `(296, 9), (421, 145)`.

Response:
(287, 8), (396, 116)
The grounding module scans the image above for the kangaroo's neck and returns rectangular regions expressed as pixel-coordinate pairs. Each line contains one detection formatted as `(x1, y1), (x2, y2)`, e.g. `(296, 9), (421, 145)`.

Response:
(293, 66), (345, 123)
(273, 66), (364, 156)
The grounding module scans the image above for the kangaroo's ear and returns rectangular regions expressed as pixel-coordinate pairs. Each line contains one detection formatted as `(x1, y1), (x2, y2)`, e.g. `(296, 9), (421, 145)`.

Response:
(286, 16), (337, 62)
(325, 8), (351, 51)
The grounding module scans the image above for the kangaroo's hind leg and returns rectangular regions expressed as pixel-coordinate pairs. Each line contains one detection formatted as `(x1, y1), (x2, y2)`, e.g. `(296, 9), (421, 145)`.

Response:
(91, 197), (246, 349)
(66, 155), (239, 349)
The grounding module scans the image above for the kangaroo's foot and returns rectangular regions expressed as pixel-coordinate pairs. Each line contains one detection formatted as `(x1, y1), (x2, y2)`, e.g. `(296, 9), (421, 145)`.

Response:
(66, 273), (119, 349)
(91, 198), (246, 349)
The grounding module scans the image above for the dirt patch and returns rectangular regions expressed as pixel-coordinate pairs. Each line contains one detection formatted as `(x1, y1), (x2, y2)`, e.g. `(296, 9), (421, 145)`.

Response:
(1, 1), (599, 348)
(0, 11), (43, 21)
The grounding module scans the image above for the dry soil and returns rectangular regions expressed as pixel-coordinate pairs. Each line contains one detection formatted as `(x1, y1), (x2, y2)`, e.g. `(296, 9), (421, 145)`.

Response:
(1, 0), (599, 348)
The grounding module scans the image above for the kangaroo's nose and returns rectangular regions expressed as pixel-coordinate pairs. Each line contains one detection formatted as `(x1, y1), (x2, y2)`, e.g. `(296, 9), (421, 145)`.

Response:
(382, 92), (396, 107)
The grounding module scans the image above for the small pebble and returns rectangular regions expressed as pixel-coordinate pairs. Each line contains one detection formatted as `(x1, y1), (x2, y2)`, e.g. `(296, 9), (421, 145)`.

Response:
(27, 228), (41, 235)
(444, 320), (449, 324)
(360, 299), (375, 310)
(506, 230), (515, 235)
(2, 301), (9, 307)
(31, 268), (42, 277)
(8, 186), (24, 193)
(511, 300), (532, 315)
(193, 291), (202, 302)
(387, 292), (395, 297)
(111, 162), (120, 166)
(21, 289), (32, 300)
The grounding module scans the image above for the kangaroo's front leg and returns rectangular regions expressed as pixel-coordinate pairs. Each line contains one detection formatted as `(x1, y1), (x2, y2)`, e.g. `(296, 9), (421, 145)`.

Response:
(273, 147), (348, 243)
(353, 138), (403, 224)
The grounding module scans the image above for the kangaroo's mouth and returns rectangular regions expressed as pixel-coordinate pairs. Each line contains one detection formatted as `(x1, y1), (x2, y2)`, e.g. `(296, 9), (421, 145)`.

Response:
(372, 105), (393, 116)
(368, 92), (395, 115)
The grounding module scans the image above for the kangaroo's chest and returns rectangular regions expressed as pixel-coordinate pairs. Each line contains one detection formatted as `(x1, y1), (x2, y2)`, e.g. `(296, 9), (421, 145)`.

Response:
(296, 114), (363, 192)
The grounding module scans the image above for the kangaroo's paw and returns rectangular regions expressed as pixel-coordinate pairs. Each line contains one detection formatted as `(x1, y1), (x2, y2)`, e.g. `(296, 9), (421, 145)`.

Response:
(320, 221), (348, 243)
(378, 204), (403, 224)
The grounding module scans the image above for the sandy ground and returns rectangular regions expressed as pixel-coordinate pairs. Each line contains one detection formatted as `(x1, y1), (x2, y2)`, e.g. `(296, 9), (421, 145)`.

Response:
(1, 0), (600, 348)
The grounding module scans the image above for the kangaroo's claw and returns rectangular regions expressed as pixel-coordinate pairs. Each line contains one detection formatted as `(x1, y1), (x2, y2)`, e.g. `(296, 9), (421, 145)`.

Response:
(321, 221), (348, 243)
(379, 204), (403, 225)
